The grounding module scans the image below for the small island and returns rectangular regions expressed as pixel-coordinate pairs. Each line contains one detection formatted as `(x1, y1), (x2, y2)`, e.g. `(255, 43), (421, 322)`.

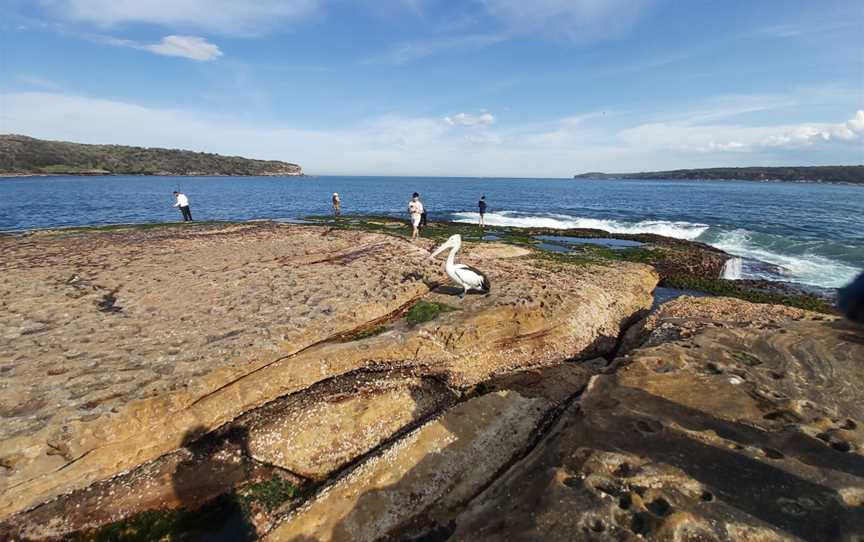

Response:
(575, 165), (864, 185)
(0, 134), (302, 177)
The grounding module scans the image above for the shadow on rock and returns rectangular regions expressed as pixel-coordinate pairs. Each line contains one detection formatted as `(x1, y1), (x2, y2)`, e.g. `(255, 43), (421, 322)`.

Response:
(170, 426), (257, 541)
(450, 378), (864, 541)
(267, 375), (566, 542)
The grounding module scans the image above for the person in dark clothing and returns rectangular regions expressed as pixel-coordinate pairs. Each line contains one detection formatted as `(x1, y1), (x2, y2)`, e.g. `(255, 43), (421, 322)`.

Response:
(478, 195), (487, 227)
(839, 272), (864, 323)
(173, 191), (192, 221)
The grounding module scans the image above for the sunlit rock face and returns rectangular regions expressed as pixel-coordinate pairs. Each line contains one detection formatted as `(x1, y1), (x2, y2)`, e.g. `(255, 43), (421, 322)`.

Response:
(0, 221), (656, 536)
(448, 299), (864, 542)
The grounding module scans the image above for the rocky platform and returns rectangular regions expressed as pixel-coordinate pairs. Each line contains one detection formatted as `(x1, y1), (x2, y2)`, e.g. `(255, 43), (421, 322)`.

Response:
(0, 221), (656, 539)
(1, 221), (860, 542)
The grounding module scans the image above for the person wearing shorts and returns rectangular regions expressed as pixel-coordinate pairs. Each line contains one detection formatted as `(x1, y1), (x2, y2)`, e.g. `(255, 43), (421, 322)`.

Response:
(408, 192), (424, 241)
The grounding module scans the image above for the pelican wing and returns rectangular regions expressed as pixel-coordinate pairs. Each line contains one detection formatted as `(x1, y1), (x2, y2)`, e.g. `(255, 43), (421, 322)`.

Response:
(454, 264), (491, 292)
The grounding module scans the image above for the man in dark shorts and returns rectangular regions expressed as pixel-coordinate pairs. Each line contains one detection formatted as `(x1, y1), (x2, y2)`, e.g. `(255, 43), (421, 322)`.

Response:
(478, 195), (487, 226)
(173, 191), (192, 222)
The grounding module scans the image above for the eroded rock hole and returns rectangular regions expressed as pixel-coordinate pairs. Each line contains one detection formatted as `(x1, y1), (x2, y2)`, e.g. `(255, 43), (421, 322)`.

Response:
(762, 447), (784, 460)
(831, 440), (852, 453)
(630, 512), (653, 535)
(618, 493), (632, 510)
(705, 363), (723, 375)
(563, 477), (581, 488)
(635, 419), (662, 434)
(647, 497), (672, 518)
(840, 419), (857, 431)
(614, 462), (633, 477)
(763, 410), (802, 423)
(647, 497), (672, 517)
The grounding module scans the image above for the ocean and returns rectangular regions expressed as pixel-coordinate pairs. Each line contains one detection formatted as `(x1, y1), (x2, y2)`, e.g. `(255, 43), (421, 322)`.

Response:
(1, 175), (861, 289)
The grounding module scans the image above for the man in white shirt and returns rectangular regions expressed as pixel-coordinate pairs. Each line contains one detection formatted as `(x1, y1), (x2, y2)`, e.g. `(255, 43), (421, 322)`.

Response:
(173, 191), (192, 222)
(408, 192), (424, 240)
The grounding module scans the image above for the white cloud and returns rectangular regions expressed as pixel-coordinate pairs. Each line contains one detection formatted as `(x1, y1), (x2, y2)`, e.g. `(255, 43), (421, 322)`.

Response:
(619, 110), (864, 153)
(41, 0), (319, 34)
(143, 35), (222, 61)
(761, 113), (864, 148)
(443, 112), (496, 126)
(98, 34), (222, 60)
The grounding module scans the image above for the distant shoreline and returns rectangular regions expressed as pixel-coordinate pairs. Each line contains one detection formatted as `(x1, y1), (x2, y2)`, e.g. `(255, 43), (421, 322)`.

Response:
(1, 173), (860, 186)
(0, 172), (305, 179)
(574, 165), (863, 186)
(572, 176), (863, 187)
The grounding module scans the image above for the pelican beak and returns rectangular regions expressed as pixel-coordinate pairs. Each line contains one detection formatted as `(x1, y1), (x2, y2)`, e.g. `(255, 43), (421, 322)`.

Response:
(429, 241), (449, 260)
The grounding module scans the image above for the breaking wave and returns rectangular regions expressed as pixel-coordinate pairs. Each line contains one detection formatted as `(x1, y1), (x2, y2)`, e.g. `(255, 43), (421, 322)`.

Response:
(451, 211), (861, 289)
(451, 211), (708, 240)
(706, 229), (860, 289)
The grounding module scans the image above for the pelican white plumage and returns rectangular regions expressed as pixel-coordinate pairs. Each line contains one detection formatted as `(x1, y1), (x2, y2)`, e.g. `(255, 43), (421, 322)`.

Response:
(429, 234), (490, 299)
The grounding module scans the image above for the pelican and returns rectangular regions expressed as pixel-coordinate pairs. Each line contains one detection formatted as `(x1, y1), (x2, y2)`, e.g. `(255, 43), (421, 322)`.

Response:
(429, 234), (491, 299)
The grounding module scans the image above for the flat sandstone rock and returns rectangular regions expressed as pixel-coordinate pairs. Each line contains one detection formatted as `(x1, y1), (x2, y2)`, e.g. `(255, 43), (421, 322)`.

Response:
(0, 222), (657, 521)
(244, 373), (457, 480)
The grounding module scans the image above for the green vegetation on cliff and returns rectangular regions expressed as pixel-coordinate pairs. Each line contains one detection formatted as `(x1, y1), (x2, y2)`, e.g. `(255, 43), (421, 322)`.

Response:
(574, 165), (863, 184)
(0, 135), (302, 176)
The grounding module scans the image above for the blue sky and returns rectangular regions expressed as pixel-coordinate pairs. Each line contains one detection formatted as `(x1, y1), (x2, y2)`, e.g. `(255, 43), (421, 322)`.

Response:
(1, 0), (862, 176)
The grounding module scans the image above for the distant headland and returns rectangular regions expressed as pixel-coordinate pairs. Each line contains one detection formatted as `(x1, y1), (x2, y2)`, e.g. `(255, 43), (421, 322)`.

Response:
(0, 134), (302, 177)
(574, 165), (864, 185)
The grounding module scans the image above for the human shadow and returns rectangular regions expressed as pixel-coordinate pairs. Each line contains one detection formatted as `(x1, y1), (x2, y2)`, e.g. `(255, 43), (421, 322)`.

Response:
(275, 364), (596, 542)
(170, 425), (257, 541)
(273, 380), (499, 542)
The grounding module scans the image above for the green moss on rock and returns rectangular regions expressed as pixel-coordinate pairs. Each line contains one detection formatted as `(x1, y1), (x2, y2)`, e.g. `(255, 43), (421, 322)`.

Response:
(406, 300), (458, 325)
(662, 274), (836, 314)
(239, 477), (298, 512)
(66, 494), (255, 542)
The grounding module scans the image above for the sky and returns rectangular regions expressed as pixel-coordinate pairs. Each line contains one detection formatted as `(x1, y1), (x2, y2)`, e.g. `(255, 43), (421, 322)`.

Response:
(1, 0), (862, 176)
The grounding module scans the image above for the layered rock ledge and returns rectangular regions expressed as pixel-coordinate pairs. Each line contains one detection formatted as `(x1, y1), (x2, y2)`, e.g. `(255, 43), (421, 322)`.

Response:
(0, 221), (656, 537)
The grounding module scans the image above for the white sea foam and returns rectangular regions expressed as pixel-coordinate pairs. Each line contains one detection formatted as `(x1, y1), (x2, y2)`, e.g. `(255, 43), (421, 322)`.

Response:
(721, 257), (743, 280)
(705, 229), (860, 288)
(452, 211), (861, 289)
(452, 211), (709, 240)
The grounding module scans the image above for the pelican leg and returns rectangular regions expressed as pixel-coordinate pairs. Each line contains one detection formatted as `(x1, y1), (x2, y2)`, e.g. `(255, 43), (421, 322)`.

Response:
(459, 286), (468, 299)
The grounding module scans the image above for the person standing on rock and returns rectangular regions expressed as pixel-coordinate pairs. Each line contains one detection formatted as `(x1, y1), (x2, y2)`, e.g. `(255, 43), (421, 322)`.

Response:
(478, 195), (487, 227)
(408, 192), (424, 241)
(332, 192), (341, 217)
(173, 191), (192, 222)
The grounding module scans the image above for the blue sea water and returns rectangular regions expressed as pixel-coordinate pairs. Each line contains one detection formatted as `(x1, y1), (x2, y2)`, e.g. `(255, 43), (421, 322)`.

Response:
(1, 175), (862, 289)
